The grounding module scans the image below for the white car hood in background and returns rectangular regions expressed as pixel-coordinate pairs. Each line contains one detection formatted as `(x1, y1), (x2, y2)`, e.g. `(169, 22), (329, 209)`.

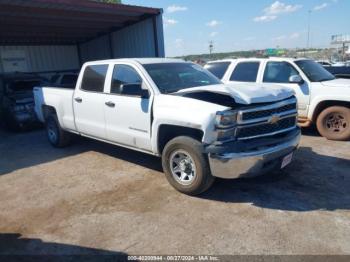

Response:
(175, 83), (294, 105)
(321, 78), (350, 88)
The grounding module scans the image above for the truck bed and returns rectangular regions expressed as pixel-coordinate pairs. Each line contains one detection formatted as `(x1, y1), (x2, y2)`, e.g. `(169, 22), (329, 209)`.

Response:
(33, 86), (76, 131)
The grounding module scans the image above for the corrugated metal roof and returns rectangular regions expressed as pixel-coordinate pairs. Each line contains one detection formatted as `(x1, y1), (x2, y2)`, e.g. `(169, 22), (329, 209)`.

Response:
(0, 0), (162, 45)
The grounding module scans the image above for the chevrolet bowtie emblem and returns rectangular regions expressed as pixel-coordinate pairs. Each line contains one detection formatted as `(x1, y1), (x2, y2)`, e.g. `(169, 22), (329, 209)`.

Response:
(269, 115), (280, 124)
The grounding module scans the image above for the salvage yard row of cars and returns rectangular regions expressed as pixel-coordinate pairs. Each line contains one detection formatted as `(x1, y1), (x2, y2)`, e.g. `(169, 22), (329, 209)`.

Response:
(1, 57), (350, 195)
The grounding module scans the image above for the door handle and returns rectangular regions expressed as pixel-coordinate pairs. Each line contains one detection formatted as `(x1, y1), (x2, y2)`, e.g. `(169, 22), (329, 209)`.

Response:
(105, 101), (115, 108)
(74, 97), (82, 103)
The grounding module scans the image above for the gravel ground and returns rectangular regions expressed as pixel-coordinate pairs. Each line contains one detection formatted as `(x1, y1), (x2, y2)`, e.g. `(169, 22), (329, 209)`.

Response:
(0, 128), (349, 256)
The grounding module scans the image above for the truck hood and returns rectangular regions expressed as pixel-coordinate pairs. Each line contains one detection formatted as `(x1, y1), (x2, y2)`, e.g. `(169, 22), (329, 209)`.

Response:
(321, 78), (350, 88)
(6, 91), (34, 104)
(174, 83), (294, 105)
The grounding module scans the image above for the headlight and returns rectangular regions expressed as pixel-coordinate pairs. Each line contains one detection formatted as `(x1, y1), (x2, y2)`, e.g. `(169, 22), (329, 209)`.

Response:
(217, 128), (236, 142)
(215, 110), (238, 127)
(13, 105), (26, 112)
(215, 110), (238, 142)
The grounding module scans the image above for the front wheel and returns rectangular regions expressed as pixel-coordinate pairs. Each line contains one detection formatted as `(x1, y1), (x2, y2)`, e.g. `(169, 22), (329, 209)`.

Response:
(162, 136), (215, 195)
(316, 106), (350, 141)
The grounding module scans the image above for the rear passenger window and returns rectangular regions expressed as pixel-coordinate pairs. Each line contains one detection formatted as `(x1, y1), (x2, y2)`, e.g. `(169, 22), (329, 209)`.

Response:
(230, 62), (260, 82)
(204, 62), (231, 79)
(81, 65), (108, 92)
(111, 65), (142, 95)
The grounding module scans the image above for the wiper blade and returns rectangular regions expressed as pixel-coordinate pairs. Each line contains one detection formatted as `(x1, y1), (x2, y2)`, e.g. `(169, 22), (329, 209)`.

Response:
(318, 78), (334, 82)
(162, 89), (179, 94)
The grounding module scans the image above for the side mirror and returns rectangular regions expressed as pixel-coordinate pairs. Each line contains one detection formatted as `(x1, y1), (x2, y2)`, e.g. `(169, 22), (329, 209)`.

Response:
(120, 82), (149, 98)
(140, 81), (150, 98)
(289, 75), (304, 84)
(140, 89), (150, 99)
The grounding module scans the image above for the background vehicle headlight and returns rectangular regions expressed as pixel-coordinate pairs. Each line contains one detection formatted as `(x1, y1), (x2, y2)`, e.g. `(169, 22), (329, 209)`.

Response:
(216, 110), (238, 127)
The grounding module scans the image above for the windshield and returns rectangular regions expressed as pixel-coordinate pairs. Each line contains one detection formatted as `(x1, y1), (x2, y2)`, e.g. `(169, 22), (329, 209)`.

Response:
(143, 63), (221, 94)
(295, 60), (335, 82)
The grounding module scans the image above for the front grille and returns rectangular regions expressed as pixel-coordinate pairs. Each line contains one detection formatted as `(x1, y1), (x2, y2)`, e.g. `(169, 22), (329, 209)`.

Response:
(215, 97), (298, 143)
(236, 116), (296, 140)
(242, 103), (297, 121)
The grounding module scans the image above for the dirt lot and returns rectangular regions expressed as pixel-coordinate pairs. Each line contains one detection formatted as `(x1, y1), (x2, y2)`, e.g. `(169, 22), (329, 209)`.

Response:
(0, 127), (349, 256)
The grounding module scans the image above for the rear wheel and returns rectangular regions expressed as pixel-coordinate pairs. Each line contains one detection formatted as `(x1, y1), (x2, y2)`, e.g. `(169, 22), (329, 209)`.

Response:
(162, 136), (214, 195)
(316, 106), (350, 141)
(46, 115), (72, 147)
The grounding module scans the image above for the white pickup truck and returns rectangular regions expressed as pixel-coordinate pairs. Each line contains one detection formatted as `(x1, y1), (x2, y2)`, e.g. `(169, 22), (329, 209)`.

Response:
(34, 58), (300, 195)
(205, 58), (350, 141)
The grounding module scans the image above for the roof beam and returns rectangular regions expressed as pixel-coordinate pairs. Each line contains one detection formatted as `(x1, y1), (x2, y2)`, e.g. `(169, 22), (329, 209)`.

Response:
(0, 37), (87, 45)
(0, 31), (97, 39)
(0, 4), (143, 23)
(0, 25), (111, 35)
(2, 0), (161, 16)
(0, 16), (124, 29)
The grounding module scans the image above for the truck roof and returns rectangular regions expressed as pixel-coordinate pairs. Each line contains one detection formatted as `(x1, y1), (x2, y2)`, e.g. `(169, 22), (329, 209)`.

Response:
(207, 57), (310, 64)
(84, 58), (186, 66)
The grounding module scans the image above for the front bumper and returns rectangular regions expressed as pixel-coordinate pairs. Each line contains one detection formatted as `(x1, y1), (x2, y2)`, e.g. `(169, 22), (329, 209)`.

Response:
(11, 109), (38, 126)
(208, 128), (301, 179)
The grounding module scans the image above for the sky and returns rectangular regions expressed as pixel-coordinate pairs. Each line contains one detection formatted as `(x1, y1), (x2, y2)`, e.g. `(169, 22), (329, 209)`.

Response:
(124, 0), (349, 57)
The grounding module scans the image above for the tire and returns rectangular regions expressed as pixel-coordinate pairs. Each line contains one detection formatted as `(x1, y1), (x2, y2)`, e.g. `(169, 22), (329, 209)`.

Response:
(162, 136), (215, 195)
(316, 106), (350, 141)
(45, 115), (72, 148)
(3, 112), (21, 131)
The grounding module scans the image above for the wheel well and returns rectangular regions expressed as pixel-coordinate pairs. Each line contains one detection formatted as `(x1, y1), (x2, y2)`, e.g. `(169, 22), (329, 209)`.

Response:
(42, 105), (57, 120)
(157, 125), (204, 154)
(313, 101), (350, 122)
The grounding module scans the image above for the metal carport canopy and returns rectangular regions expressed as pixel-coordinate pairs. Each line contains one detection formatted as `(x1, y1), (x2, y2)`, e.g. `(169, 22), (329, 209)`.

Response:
(0, 0), (162, 45)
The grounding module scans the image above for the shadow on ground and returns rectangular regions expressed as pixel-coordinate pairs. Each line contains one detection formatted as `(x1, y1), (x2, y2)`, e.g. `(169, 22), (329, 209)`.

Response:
(200, 146), (350, 212)
(0, 128), (162, 176)
(0, 233), (128, 261)
(300, 126), (320, 137)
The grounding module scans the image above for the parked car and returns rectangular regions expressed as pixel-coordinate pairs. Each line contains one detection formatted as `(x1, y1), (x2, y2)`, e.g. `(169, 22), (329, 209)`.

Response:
(34, 58), (300, 195)
(324, 66), (350, 79)
(0, 73), (47, 130)
(317, 60), (332, 67)
(205, 58), (350, 141)
(50, 72), (78, 89)
(331, 62), (347, 67)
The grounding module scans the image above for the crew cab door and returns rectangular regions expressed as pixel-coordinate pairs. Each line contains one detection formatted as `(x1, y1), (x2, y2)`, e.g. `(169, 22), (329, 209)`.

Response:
(73, 64), (108, 138)
(103, 63), (153, 152)
(259, 61), (310, 117)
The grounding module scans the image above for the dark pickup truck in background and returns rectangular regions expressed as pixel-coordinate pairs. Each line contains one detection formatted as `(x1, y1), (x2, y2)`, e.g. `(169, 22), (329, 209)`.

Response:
(0, 71), (78, 131)
(0, 73), (48, 130)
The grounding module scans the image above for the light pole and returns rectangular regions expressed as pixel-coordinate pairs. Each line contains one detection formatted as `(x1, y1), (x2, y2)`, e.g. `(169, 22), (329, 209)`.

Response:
(307, 10), (312, 50)
(209, 41), (214, 55)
